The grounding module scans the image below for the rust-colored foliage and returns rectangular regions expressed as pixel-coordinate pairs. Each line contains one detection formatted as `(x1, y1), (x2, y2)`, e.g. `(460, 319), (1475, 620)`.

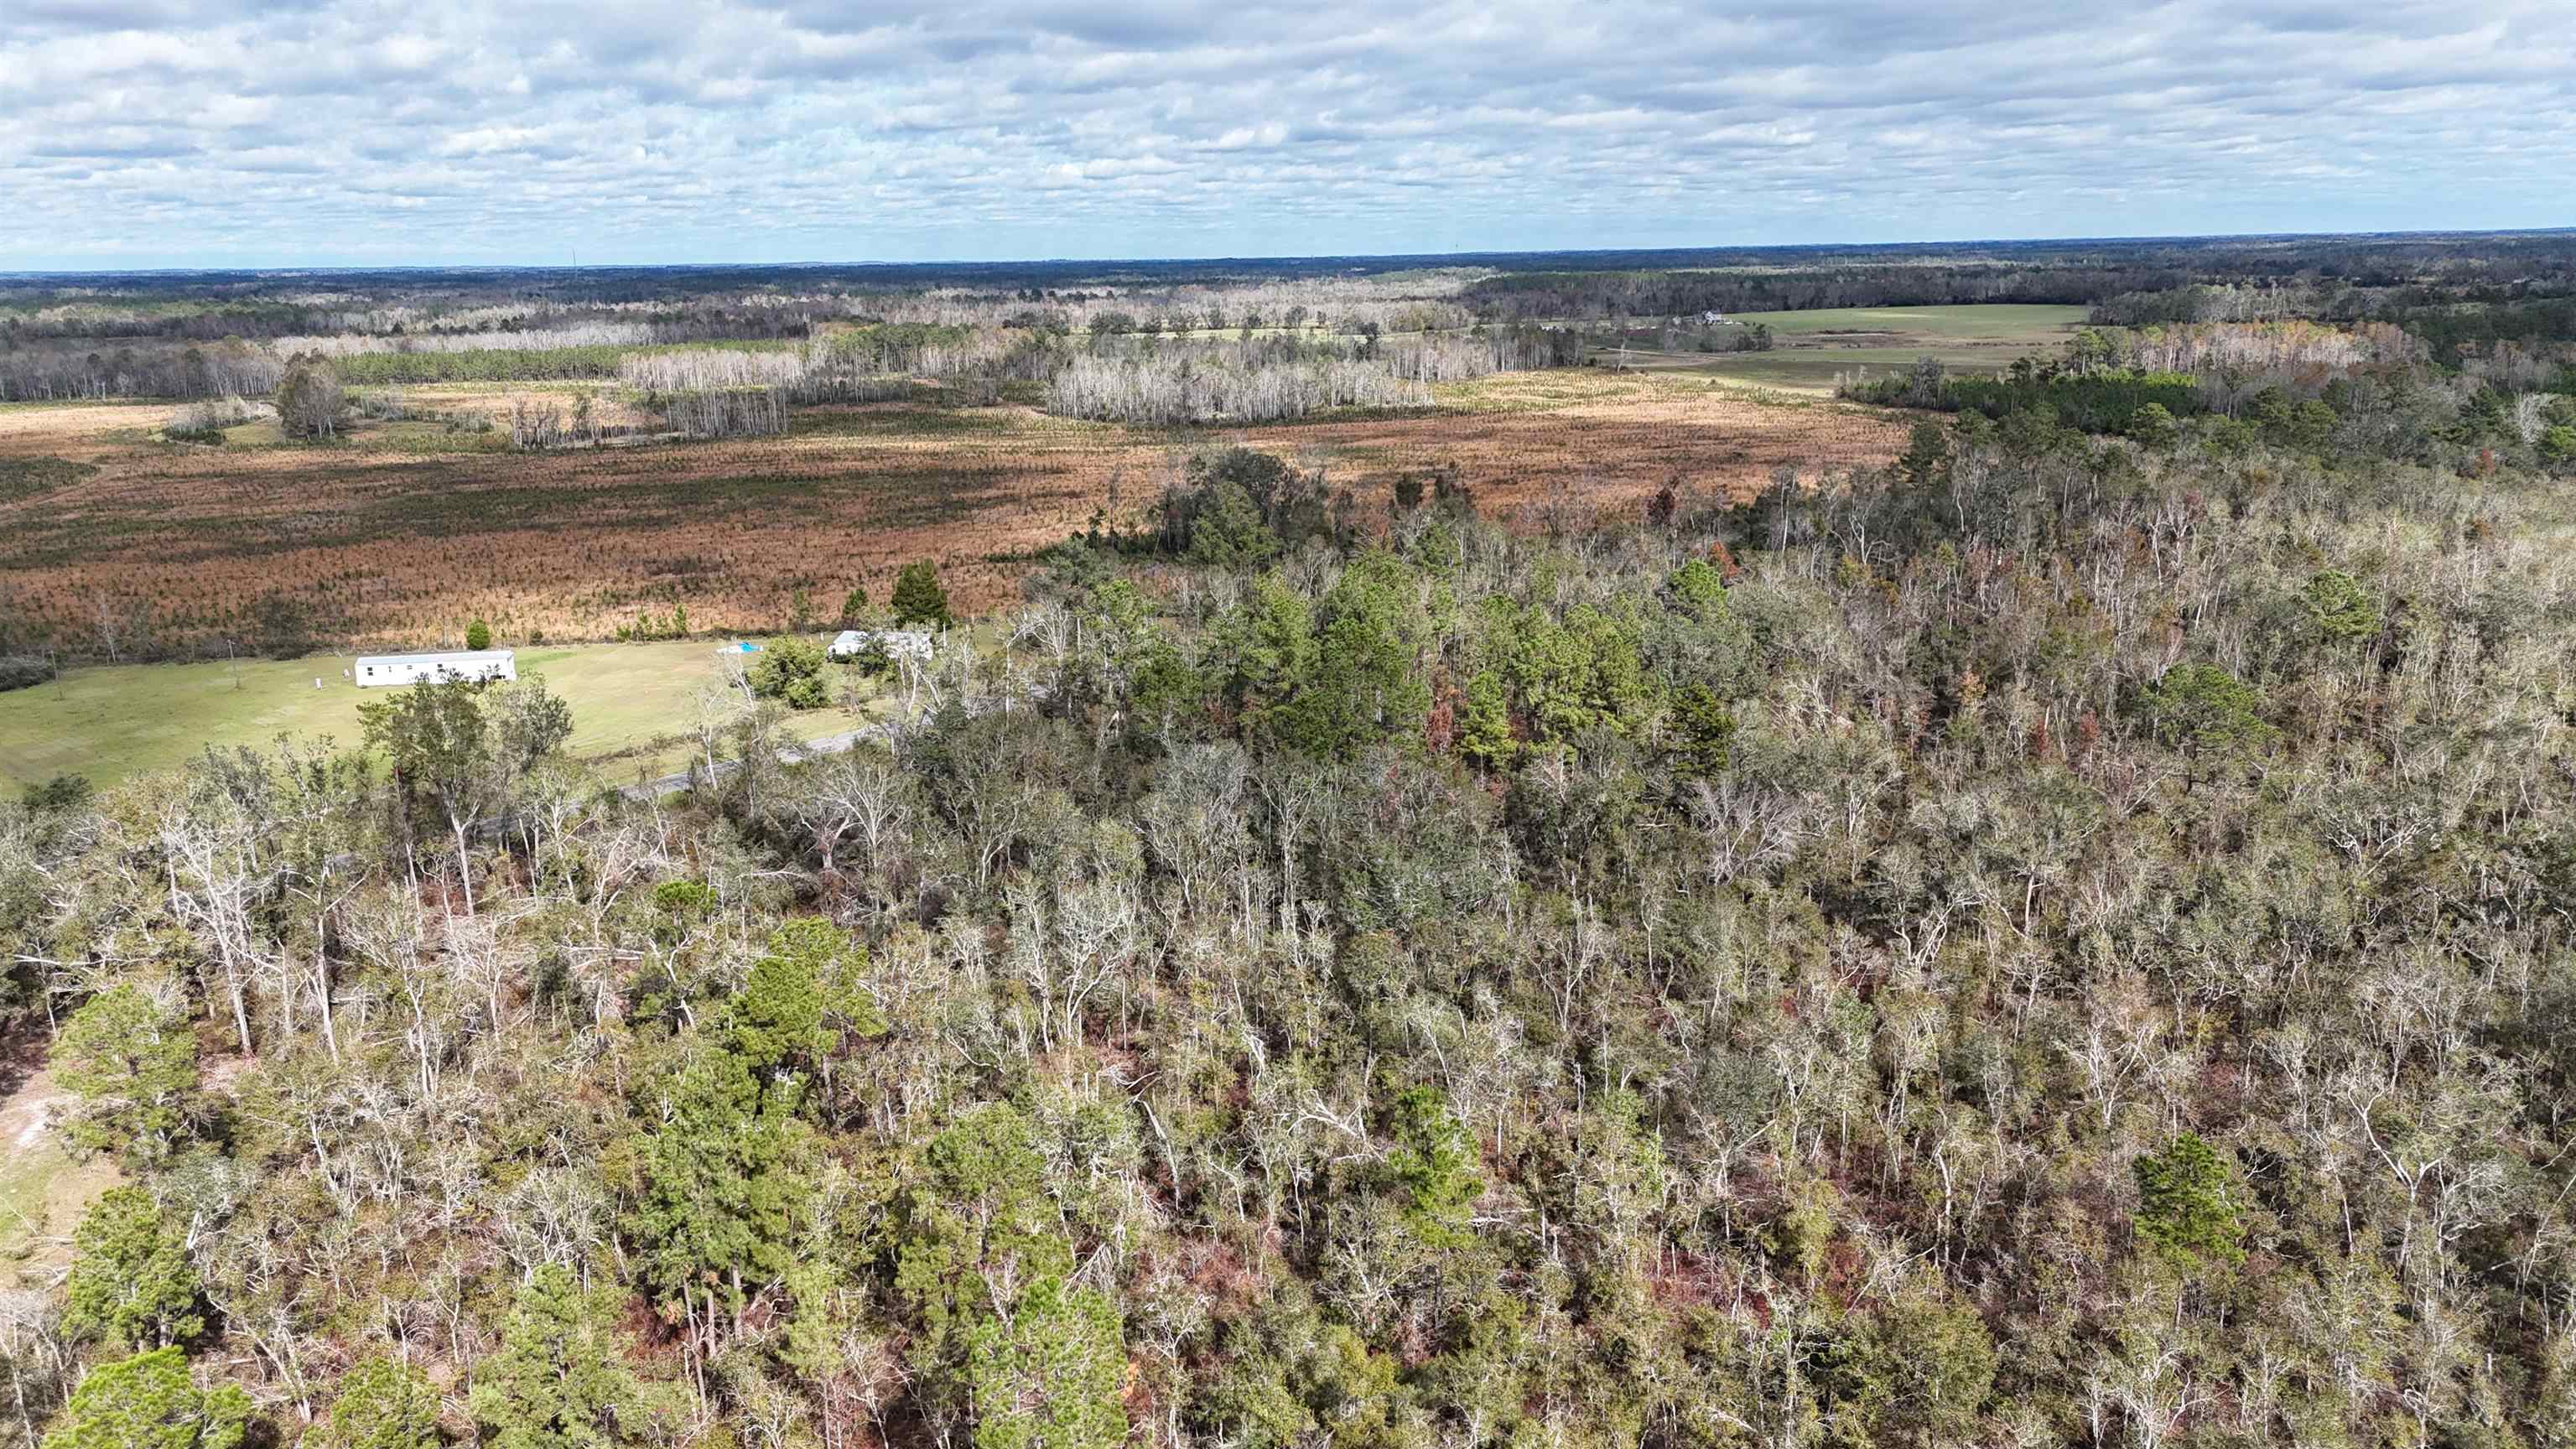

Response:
(0, 377), (1907, 655)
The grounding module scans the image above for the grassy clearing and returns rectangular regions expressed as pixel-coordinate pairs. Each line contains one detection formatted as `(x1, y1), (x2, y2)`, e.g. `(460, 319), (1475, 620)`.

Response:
(1603, 303), (2089, 393)
(0, 1067), (116, 1280)
(0, 639), (883, 791)
(0, 1132), (115, 1279)
(1727, 304), (2090, 339)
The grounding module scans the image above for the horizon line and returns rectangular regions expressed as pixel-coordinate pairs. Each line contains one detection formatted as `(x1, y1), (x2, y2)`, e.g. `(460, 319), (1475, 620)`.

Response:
(8, 224), (2576, 280)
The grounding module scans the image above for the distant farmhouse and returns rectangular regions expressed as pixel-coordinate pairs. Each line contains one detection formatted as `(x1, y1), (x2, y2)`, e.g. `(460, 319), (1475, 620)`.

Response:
(829, 628), (933, 662)
(355, 648), (517, 688)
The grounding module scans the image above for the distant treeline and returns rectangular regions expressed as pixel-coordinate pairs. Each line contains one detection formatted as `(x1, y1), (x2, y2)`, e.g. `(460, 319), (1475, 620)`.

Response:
(2380, 298), (2576, 366)
(0, 338), (283, 402)
(329, 338), (801, 385)
(1845, 359), (2205, 434)
(1462, 266), (2172, 321)
(15, 228), (2576, 330)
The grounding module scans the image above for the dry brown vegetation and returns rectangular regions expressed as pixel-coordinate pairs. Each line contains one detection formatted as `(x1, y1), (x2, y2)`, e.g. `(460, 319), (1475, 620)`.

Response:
(0, 373), (1907, 655)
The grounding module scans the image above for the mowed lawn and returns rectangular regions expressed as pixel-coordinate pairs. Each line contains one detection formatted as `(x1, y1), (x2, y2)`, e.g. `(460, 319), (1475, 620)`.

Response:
(0, 639), (872, 791)
(1605, 304), (2090, 392)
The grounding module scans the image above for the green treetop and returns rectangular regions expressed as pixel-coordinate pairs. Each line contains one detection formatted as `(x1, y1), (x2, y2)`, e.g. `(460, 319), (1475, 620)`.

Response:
(468, 1265), (647, 1449)
(63, 1187), (204, 1352)
(57, 986), (198, 1168)
(41, 1347), (253, 1449)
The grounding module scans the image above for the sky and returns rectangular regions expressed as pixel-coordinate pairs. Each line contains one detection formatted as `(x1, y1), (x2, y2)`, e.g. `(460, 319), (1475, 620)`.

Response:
(3, 0), (2572, 270)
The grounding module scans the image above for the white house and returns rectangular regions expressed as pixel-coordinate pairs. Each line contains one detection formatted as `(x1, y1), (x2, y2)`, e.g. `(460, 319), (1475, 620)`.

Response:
(353, 649), (517, 688)
(828, 629), (933, 662)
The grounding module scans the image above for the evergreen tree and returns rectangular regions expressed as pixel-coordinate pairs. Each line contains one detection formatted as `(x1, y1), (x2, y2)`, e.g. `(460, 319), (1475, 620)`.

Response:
(1456, 667), (1516, 767)
(746, 637), (833, 709)
(469, 1265), (646, 1449)
(896, 1104), (1126, 1449)
(2133, 1132), (2246, 1269)
(891, 562), (952, 629)
(959, 1275), (1126, 1449)
(1384, 1087), (1481, 1246)
(63, 1188), (203, 1352)
(40, 1347), (252, 1449)
(319, 1357), (441, 1449)
(1182, 480), (1281, 570)
(2141, 662), (2276, 754)
(2303, 569), (2379, 643)
(623, 1021), (813, 1315)
(56, 986), (197, 1167)
(1667, 683), (1737, 783)
(1278, 552), (1427, 758)
(465, 617), (493, 651)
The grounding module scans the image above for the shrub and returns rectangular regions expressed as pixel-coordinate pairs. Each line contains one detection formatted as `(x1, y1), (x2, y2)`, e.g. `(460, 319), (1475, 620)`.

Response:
(23, 775), (91, 813)
(0, 654), (55, 693)
(2303, 570), (2379, 643)
(165, 396), (254, 443)
(466, 618), (493, 652)
(316, 1357), (440, 1449)
(748, 638), (833, 709)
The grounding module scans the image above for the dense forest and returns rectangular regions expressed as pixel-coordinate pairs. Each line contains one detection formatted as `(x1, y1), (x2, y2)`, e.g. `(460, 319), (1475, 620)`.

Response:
(7, 256), (2576, 1449)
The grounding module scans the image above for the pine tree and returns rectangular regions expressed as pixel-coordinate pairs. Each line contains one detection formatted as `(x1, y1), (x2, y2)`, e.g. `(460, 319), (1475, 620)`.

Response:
(63, 1188), (203, 1352)
(469, 1265), (645, 1449)
(626, 1043), (815, 1322)
(960, 1275), (1126, 1449)
(41, 1347), (253, 1449)
(2133, 1132), (2245, 1268)
(891, 562), (951, 630)
(319, 1357), (440, 1449)
(896, 1104), (1126, 1449)
(1668, 683), (1737, 783)
(56, 986), (198, 1167)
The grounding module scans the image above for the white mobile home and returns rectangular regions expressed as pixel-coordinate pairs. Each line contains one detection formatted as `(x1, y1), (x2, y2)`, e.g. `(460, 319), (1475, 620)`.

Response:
(828, 629), (933, 662)
(354, 649), (517, 688)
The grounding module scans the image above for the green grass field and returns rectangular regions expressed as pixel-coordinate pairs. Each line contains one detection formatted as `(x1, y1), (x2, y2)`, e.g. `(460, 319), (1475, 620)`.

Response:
(0, 1110), (115, 1280)
(1600, 303), (2090, 392)
(0, 638), (877, 791)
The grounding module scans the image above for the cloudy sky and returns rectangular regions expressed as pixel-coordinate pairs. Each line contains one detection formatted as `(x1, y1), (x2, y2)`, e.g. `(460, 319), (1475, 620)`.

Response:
(3, 0), (2571, 269)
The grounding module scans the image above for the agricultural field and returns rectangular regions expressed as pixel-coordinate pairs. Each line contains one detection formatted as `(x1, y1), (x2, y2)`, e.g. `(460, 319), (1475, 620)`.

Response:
(1607, 303), (2090, 392)
(0, 370), (1909, 658)
(0, 638), (880, 790)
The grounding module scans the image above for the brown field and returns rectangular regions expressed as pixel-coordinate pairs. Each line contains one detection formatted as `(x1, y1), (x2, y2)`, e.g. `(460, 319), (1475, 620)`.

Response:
(0, 372), (1907, 654)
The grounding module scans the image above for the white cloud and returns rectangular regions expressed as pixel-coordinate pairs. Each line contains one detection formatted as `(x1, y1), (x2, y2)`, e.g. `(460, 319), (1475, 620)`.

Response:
(0, 0), (2569, 267)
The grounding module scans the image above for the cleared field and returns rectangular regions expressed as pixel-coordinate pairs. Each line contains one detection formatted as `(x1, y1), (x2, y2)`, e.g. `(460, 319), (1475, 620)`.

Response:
(0, 370), (1910, 657)
(0, 639), (876, 791)
(1606, 303), (2089, 392)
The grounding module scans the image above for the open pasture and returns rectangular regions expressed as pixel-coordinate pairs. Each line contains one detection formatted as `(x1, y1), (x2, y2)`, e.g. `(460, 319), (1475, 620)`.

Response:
(1612, 303), (2090, 392)
(0, 371), (1908, 657)
(0, 639), (872, 790)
